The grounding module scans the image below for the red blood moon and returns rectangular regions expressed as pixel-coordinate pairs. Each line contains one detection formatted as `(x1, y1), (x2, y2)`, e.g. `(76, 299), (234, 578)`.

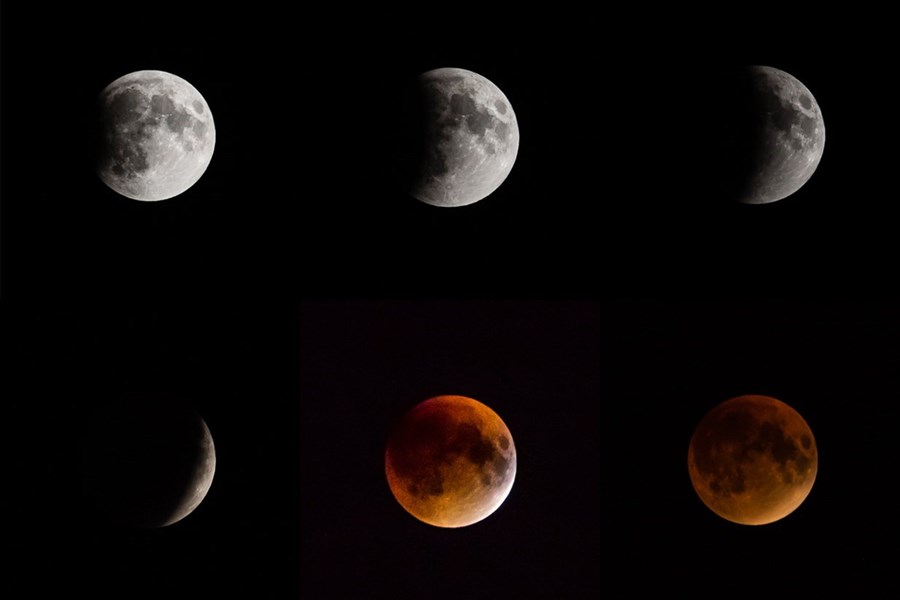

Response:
(688, 395), (818, 525)
(385, 395), (517, 528)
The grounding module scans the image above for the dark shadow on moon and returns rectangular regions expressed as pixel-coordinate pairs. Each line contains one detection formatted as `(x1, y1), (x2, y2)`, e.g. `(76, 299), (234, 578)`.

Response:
(78, 394), (213, 528)
(382, 69), (517, 208)
(704, 68), (773, 205)
(382, 74), (432, 201)
(673, 66), (823, 207)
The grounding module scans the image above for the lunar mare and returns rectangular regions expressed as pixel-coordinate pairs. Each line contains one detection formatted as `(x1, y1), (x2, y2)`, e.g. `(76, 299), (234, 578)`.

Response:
(385, 395), (516, 527)
(97, 70), (215, 201)
(687, 395), (817, 525)
(410, 68), (519, 207)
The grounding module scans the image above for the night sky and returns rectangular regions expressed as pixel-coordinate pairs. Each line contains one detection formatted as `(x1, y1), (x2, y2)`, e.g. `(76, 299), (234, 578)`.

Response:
(5, 5), (900, 599)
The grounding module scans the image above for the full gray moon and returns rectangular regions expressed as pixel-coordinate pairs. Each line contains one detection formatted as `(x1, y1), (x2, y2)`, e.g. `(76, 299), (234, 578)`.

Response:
(97, 70), (216, 201)
(738, 66), (825, 204)
(79, 395), (216, 528)
(411, 68), (519, 207)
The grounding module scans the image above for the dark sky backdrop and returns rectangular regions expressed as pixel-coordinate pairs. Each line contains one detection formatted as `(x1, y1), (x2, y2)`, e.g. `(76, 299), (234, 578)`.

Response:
(4, 4), (900, 598)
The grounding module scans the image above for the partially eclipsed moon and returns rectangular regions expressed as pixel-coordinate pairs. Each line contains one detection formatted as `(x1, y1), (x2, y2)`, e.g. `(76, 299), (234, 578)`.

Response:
(687, 395), (817, 525)
(409, 68), (519, 207)
(710, 66), (825, 205)
(385, 395), (517, 528)
(738, 66), (825, 204)
(79, 394), (216, 528)
(97, 70), (215, 201)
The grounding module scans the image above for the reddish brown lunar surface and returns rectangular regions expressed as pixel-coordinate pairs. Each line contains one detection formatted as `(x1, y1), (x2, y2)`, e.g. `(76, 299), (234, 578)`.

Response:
(385, 395), (517, 528)
(688, 395), (817, 525)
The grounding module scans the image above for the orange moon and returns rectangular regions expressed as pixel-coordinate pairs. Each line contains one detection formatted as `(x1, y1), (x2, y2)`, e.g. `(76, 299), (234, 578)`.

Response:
(688, 395), (817, 525)
(385, 395), (517, 528)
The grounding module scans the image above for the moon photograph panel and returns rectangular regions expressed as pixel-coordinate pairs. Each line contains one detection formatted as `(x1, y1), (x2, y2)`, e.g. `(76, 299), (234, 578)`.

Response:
(708, 65), (825, 205)
(97, 70), (216, 201)
(385, 395), (517, 528)
(407, 68), (519, 207)
(741, 66), (825, 204)
(687, 394), (817, 525)
(79, 394), (216, 528)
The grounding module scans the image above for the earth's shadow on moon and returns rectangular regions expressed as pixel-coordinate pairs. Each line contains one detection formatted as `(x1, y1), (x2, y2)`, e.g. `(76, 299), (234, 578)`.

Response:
(384, 73), (430, 209)
(674, 65), (824, 208)
(77, 391), (215, 529)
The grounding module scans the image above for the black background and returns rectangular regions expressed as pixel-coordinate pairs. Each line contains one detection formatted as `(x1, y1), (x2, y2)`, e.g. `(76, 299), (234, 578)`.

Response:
(4, 4), (899, 598)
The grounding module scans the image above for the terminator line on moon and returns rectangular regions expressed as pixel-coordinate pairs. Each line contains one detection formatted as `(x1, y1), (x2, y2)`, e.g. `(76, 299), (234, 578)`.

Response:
(97, 70), (215, 201)
(385, 395), (517, 528)
(410, 68), (519, 207)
